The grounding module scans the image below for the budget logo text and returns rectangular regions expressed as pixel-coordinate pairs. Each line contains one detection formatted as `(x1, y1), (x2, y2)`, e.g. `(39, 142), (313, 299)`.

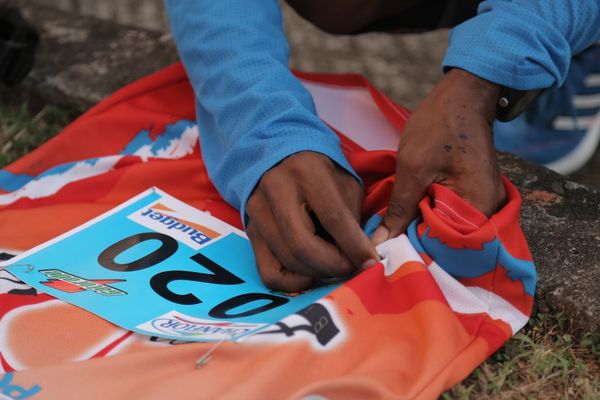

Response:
(130, 202), (220, 248)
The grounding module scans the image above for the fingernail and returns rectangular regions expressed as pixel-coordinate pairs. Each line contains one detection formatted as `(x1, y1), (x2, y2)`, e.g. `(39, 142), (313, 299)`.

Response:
(361, 258), (378, 270)
(371, 226), (389, 246)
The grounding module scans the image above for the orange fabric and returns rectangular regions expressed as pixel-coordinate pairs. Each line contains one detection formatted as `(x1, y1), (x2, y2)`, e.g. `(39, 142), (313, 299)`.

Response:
(0, 64), (535, 399)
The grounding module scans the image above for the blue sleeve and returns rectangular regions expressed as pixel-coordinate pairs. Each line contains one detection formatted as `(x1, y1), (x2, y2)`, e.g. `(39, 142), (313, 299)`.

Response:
(164, 0), (357, 223)
(443, 0), (600, 90)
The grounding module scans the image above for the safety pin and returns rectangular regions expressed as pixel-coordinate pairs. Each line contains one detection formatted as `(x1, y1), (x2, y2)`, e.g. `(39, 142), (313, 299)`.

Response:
(195, 337), (229, 369)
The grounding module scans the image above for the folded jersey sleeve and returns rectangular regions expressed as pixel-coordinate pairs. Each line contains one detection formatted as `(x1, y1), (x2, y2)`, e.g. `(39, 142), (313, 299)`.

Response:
(443, 0), (600, 90)
(164, 0), (357, 223)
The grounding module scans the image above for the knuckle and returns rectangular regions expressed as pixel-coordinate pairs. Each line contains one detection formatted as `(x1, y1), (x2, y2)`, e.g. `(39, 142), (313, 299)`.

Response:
(261, 180), (289, 203)
(259, 268), (309, 293)
(320, 207), (345, 227)
(259, 271), (282, 290)
(286, 152), (331, 177)
(256, 259), (282, 288)
(286, 157), (313, 177)
(258, 173), (277, 192)
(288, 237), (312, 261)
(245, 195), (263, 217)
(328, 263), (355, 277)
(386, 198), (409, 219)
(277, 279), (310, 294)
(395, 153), (415, 169)
(277, 252), (305, 275)
(245, 223), (258, 240)
(280, 272), (313, 292)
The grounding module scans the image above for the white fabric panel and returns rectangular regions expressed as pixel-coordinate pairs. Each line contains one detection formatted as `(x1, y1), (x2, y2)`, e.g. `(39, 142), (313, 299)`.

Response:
(428, 262), (529, 334)
(301, 81), (401, 151)
(0, 156), (123, 206)
(376, 235), (423, 276)
(467, 286), (530, 334)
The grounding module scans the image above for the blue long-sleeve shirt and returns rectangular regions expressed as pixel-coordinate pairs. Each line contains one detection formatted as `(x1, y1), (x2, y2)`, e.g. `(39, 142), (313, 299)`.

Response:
(165, 0), (600, 222)
(444, 0), (600, 90)
(164, 0), (357, 225)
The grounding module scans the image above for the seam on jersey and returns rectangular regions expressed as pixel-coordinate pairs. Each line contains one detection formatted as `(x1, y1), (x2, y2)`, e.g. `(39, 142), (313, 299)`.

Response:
(434, 199), (479, 229)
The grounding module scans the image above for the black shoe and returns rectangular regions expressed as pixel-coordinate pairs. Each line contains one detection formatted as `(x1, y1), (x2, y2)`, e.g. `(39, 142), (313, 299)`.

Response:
(0, 6), (39, 86)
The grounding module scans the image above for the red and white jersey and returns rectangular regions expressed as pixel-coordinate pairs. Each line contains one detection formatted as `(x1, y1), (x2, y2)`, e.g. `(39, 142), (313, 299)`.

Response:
(0, 64), (535, 400)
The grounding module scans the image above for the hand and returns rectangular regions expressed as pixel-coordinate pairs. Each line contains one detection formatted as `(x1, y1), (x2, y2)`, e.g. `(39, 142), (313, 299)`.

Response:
(372, 68), (506, 245)
(246, 152), (379, 292)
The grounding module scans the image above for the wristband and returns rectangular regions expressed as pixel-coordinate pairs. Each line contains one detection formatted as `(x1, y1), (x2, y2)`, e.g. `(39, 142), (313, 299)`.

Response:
(496, 87), (542, 122)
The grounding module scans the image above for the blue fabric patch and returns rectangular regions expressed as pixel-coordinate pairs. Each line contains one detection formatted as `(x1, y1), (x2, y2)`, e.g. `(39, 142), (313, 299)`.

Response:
(121, 120), (197, 156)
(363, 214), (382, 238)
(419, 227), (499, 278)
(0, 170), (33, 192)
(413, 225), (536, 296)
(497, 244), (537, 296)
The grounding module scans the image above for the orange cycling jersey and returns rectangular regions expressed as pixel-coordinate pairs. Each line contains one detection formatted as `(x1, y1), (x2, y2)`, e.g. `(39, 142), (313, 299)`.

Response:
(0, 64), (535, 400)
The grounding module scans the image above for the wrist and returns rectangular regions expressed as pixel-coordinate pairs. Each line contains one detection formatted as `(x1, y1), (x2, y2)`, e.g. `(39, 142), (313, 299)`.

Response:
(443, 68), (501, 122)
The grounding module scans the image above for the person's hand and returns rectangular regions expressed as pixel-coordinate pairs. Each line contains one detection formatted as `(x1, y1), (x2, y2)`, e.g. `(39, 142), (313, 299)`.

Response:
(372, 68), (506, 245)
(246, 152), (379, 292)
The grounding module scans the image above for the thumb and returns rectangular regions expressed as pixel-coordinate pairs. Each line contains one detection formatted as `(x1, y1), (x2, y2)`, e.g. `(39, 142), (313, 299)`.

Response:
(371, 168), (430, 246)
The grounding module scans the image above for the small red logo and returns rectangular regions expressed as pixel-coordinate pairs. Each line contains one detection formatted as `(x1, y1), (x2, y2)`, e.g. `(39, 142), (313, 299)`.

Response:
(39, 269), (126, 296)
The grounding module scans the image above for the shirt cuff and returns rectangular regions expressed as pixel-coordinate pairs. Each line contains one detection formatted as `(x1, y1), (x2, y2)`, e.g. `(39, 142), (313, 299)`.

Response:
(442, 3), (571, 90)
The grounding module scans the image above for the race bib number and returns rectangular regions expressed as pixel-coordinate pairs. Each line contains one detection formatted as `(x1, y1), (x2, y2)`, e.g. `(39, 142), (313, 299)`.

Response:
(2, 188), (337, 341)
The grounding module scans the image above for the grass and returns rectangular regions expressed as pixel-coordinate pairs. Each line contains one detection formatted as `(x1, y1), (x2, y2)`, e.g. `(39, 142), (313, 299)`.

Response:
(443, 311), (600, 399)
(1, 100), (600, 400)
(0, 100), (80, 168)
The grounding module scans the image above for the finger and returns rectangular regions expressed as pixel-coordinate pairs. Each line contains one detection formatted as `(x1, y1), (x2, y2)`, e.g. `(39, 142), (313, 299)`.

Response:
(261, 173), (360, 277)
(247, 191), (322, 277)
(372, 159), (431, 245)
(246, 222), (314, 293)
(304, 172), (379, 271)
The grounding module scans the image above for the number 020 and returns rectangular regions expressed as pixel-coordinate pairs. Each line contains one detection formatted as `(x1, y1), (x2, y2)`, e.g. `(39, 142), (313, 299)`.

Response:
(97, 232), (288, 318)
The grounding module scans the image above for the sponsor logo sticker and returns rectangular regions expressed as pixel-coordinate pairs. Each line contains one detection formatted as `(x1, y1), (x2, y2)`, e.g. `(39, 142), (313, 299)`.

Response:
(136, 311), (268, 341)
(247, 300), (346, 350)
(128, 202), (221, 249)
(39, 269), (126, 296)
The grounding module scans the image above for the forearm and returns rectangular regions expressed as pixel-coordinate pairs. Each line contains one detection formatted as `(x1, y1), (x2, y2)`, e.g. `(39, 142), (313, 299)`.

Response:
(443, 0), (600, 90)
(164, 0), (355, 219)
